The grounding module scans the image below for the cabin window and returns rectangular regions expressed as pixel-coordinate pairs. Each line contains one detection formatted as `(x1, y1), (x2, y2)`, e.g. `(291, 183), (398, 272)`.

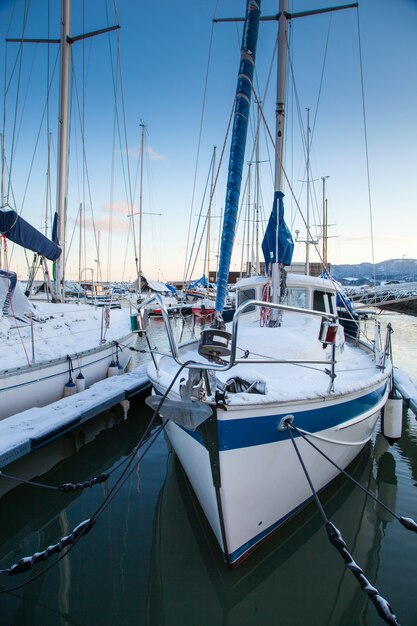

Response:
(284, 288), (307, 309)
(237, 288), (256, 312)
(313, 290), (333, 313)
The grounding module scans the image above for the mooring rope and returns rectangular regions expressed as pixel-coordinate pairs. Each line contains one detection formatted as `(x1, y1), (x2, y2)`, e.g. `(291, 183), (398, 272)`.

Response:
(287, 421), (417, 533)
(283, 419), (400, 625)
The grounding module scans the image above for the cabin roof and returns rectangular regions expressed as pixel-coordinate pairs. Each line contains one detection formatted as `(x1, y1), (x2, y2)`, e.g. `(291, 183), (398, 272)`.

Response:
(234, 273), (339, 292)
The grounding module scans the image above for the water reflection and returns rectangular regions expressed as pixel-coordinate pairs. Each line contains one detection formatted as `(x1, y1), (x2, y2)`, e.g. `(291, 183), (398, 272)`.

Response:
(0, 312), (416, 625)
(146, 434), (400, 626)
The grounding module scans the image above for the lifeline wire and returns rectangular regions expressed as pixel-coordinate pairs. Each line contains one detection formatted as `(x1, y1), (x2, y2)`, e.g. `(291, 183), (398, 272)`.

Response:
(285, 421), (400, 626)
(0, 361), (193, 593)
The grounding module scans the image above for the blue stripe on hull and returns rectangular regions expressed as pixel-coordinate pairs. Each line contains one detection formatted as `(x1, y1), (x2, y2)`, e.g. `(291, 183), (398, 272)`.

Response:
(218, 384), (387, 451)
(179, 383), (387, 451)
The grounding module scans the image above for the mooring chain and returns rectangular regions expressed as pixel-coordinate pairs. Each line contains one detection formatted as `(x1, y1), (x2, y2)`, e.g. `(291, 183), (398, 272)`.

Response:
(0, 519), (95, 576)
(284, 420), (400, 626)
(0, 361), (193, 593)
(326, 522), (399, 625)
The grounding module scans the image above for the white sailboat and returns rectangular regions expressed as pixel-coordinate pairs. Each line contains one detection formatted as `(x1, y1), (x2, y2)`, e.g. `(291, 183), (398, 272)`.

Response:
(144, 0), (395, 569)
(0, 0), (137, 421)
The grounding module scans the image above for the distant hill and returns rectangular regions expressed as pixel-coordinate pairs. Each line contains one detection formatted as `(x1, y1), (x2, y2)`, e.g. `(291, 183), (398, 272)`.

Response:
(331, 259), (417, 285)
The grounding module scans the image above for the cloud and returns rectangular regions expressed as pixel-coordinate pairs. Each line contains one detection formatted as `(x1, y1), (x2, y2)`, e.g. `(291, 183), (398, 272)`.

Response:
(125, 145), (167, 162)
(102, 202), (133, 215)
(147, 145), (167, 162)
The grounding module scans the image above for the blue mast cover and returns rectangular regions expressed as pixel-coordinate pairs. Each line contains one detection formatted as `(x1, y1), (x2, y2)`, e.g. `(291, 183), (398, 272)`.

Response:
(215, 0), (261, 313)
(0, 208), (62, 261)
(261, 191), (294, 273)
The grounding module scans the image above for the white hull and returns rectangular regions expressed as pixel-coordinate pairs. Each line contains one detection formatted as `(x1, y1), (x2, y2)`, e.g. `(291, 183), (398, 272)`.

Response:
(159, 380), (388, 565)
(0, 332), (136, 421)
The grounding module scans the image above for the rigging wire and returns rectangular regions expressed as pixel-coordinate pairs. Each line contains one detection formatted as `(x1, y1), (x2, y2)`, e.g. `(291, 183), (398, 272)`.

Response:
(4, 0), (31, 206)
(356, 7), (376, 287)
(182, 1), (220, 288)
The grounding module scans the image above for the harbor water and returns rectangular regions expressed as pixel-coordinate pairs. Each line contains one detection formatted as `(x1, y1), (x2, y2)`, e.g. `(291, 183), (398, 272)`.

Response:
(1, 310), (417, 625)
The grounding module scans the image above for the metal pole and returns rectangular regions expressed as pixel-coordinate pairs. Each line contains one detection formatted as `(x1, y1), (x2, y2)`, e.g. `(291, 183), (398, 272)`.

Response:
(255, 104), (261, 275)
(138, 121), (145, 296)
(322, 176), (329, 267)
(208, 146), (216, 283)
(54, 0), (71, 302)
(306, 107), (310, 276)
(271, 0), (288, 322)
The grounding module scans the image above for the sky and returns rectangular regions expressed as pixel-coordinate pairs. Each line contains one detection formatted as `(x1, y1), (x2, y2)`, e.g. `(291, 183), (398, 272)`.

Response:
(0, 0), (416, 283)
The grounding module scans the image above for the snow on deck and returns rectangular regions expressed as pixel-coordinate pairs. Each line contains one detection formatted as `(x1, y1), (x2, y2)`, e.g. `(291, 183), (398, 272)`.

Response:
(0, 364), (150, 468)
(149, 311), (390, 406)
(0, 302), (134, 371)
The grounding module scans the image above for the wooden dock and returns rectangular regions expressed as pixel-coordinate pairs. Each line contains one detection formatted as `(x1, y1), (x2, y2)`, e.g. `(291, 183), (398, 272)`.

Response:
(0, 365), (150, 468)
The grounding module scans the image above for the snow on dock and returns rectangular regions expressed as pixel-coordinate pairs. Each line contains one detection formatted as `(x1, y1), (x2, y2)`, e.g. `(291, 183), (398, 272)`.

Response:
(0, 365), (150, 468)
(393, 367), (417, 416)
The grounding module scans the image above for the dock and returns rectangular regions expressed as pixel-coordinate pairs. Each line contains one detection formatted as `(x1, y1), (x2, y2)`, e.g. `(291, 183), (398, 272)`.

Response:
(393, 367), (417, 417)
(0, 365), (150, 469)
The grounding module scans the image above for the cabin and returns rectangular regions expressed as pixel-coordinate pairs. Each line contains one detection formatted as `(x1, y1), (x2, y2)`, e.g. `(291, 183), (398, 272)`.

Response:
(234, 273), (338, 316)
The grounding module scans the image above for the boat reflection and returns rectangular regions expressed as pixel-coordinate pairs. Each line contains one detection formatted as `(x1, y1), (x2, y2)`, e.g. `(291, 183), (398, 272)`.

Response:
(147, 430), (401, 626)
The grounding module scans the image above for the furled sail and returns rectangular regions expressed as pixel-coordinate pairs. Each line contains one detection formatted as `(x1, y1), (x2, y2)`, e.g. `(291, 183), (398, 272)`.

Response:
(261, 191), (294, 273)
(215, 0), (261, 314)
(0, 207), (62, 261)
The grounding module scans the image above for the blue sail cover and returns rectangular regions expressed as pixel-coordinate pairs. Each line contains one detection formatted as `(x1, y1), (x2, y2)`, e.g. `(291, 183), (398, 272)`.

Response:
(215, 0), (261, 313)
(164, 283), (177, 294)
(261, 191), (294, 273)
(188, 275), (208, 290)
(0, 208), (62, 261)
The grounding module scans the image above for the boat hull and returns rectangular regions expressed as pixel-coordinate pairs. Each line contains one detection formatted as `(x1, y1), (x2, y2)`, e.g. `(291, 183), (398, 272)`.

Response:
(191, 307), (215, 318)
(159, 380), (388, 565)
(0, 332), (136, 420)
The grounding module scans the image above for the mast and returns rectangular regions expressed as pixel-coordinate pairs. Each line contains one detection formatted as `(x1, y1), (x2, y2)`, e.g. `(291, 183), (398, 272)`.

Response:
(207, 145), (216, 285)
(246, 161), (252, 276)
(1, 133), (5, 208)
(138, 121), (145, 296)
(54, 0), (71, 302)
(322, 175), (329, 267)
(270, 0), (288, 323)
(214, 0), (261, 315)
(5, 2), (120, 300)
(255, 103), (261, 275)
(306, 107), (311, 276)
(78, 203), (83, 286)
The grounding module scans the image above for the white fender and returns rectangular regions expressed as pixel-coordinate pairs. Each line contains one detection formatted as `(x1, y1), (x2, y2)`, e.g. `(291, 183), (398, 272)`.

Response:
(76, 372), (86, 392)
(382, 394), (403, 444)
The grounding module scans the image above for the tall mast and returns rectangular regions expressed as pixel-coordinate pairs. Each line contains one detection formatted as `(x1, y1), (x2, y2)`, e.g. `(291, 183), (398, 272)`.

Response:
(270, 0), (289, 322)
(306, 107), (311, 276)
(255, 103), (261, 275)
(246, 161), (252, 276)
(1, 133), (5, 208)
(138, 121), (145, 296)
(78, 203), (83, 286)
(322, 175), (329, 267)
(207, 145), (216, 285)
(54, 0), (71, 302)
(214, 0), (261, 314)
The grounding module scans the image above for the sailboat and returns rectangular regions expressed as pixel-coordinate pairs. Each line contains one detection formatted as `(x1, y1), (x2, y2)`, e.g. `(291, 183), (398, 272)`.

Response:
(0, 0), (137, 421)
(145, 0), (394, 567)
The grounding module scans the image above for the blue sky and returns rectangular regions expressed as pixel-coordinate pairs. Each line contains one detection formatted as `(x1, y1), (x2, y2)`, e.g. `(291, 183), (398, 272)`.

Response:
(1, 0), (416, 283)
